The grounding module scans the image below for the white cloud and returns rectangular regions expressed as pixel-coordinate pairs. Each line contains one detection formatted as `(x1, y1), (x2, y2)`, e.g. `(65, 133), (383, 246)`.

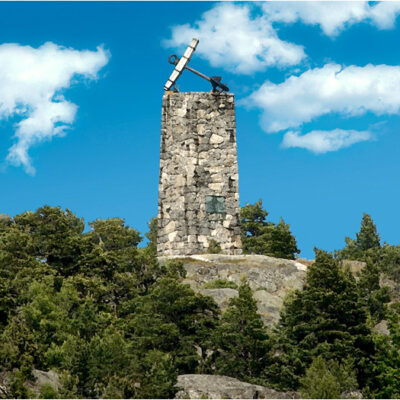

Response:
(164, 3), (305, 74)
(282, 129), (372, 153)
(0, 42), (109, 174)
(263, 1), (400, 37)
(246, 63), (400, 133)
(165, 2), (400, 75)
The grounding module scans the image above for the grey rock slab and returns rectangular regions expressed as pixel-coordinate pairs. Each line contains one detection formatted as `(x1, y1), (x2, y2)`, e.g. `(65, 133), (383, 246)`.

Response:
(373, 320), (390, 336)
(159, 254), (307, 327)
(32, 369), (61, 391)
(253, 290), (284, 326)
(175, 374), (299, 399)
(200, 288), (238, 311)
(23, 369), (61, 396)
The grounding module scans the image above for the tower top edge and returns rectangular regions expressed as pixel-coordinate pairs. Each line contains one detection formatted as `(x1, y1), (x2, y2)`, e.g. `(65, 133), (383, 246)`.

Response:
(163, 91), (234, 97)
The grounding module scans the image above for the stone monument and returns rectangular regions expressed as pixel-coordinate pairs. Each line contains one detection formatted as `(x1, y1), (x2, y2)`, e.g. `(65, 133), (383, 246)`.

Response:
(157, 39), (242, 256)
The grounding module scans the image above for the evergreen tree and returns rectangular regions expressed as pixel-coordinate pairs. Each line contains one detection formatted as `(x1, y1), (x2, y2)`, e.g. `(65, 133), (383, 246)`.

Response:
(1, 204), (397, 398)
(13, 206), (86, 276)
(144, 217), (158, 256)
(268, 218), (300, 260)
(299, 356), (358, 399)
(265, 249), (375, 390)
(338, 213), (381, 260)
(125, 264), (220, 374)
(213, 281), (270, 382)
(241, 200), (300, 259)
(364, 311), (400, 398)
(39, 383), (59, 399)
(0, 206), (84, 326)
(379, 244), (400, 281)
(241, 200), (268, 238)
(357, 213), (381, 251)
(0, 206), (222, 398)
(357, 259), (390, 323)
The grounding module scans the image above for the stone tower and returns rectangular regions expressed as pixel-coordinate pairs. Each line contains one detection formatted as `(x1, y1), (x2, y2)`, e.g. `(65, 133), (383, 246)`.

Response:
(157, 92), (242, 256)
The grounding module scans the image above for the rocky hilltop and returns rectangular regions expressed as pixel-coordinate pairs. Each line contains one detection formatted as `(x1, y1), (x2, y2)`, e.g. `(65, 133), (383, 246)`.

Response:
(159, 254), (390, 329)
(159, 254), (308, 326)
(175, 374), (299, 399)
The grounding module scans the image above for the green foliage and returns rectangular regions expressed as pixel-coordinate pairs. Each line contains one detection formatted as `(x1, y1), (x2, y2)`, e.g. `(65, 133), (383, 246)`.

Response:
(265, 249), (374, 390)
(299, 356), (358, 399)
(203, 279), (238, 289)
(39, 383), (59, 399)
(338, 213), (381, 261)
(241, 200), (300, 259)
(144, 217), (158, 257)
(127, 270), (220, 374)
(379, 244), (400, 281)
(0, 204), (398, 398)
(364, 311), (400, 398)
(358, 259), (390, 323)
(213, 281), (270, 382)
(207, 239), (222, 254)
(0, 206), (220, 398)
(9, 370), (33, 399)
(357, 213), (381, 251)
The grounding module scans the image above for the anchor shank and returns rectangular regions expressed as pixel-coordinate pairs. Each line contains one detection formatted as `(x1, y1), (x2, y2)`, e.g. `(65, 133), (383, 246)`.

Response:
(184, 65), (211, 82)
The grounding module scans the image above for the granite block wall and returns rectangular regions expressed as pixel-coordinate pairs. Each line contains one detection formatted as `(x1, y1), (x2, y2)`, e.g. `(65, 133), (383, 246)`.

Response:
(157, 92), (242, 255)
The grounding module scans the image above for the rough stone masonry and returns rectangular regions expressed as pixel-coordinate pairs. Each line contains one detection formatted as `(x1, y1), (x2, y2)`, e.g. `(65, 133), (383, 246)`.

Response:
(157, 92), (242, 255)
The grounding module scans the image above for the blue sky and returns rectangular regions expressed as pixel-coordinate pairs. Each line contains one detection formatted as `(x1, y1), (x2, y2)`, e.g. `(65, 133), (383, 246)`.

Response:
(2, 1), (400, 259)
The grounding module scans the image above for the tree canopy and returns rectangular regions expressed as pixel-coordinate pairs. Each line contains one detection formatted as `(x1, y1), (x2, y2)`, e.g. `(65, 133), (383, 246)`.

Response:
(0, 205), (399, 398)
(213, 281), (271, 383)
(240, 200), (300, 259)
(337, 213), (381, 261)
(0, 206), (219, 398)
(264, 250), (375, 391)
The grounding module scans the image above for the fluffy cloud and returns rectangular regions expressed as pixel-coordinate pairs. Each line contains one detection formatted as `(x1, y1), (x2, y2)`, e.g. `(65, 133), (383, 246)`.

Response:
(263, 1), (400, 37)
(165, 2), (400, 75)
(246, 63), (400, 133)
(0, 42), (109, 174)
(164, 3), (305, 74)
(282, 129), (372, 153)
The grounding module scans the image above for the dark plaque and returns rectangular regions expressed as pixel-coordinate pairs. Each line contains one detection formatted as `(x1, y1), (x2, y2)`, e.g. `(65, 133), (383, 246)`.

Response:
(205, 195), (225, 213)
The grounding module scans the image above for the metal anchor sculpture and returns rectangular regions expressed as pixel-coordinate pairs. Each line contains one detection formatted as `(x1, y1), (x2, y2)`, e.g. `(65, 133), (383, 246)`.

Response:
(164, 38), (229, 93)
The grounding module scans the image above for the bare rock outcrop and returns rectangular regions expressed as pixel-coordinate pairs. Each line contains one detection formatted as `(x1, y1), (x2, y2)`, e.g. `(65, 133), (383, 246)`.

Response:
(373, 319), (390, 336)
(175, 374), (299, 399)
(159, 254), (308, 326)
(28, 369), (61, 394)
(0, 369), (60, 398)
(340, 260), (366, 276)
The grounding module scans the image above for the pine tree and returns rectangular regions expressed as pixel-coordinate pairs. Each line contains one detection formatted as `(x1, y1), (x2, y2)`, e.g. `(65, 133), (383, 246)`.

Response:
(126, 266), (220, 374)
(338, 213), (381, 260)
(0, 206), (220, 398)
(299, 356), (358, 399)
(356, 213), (381, 251)
(358, 259), (390, 323)
(144, 217), (158, 256)
(268, 218), (300, 260)
(241, 200), (300, 259)
(379, 243), (400, 281)
(365, 311), (400, 398)
(265, 249), (375, 390)
(213, 281), (270, 382)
